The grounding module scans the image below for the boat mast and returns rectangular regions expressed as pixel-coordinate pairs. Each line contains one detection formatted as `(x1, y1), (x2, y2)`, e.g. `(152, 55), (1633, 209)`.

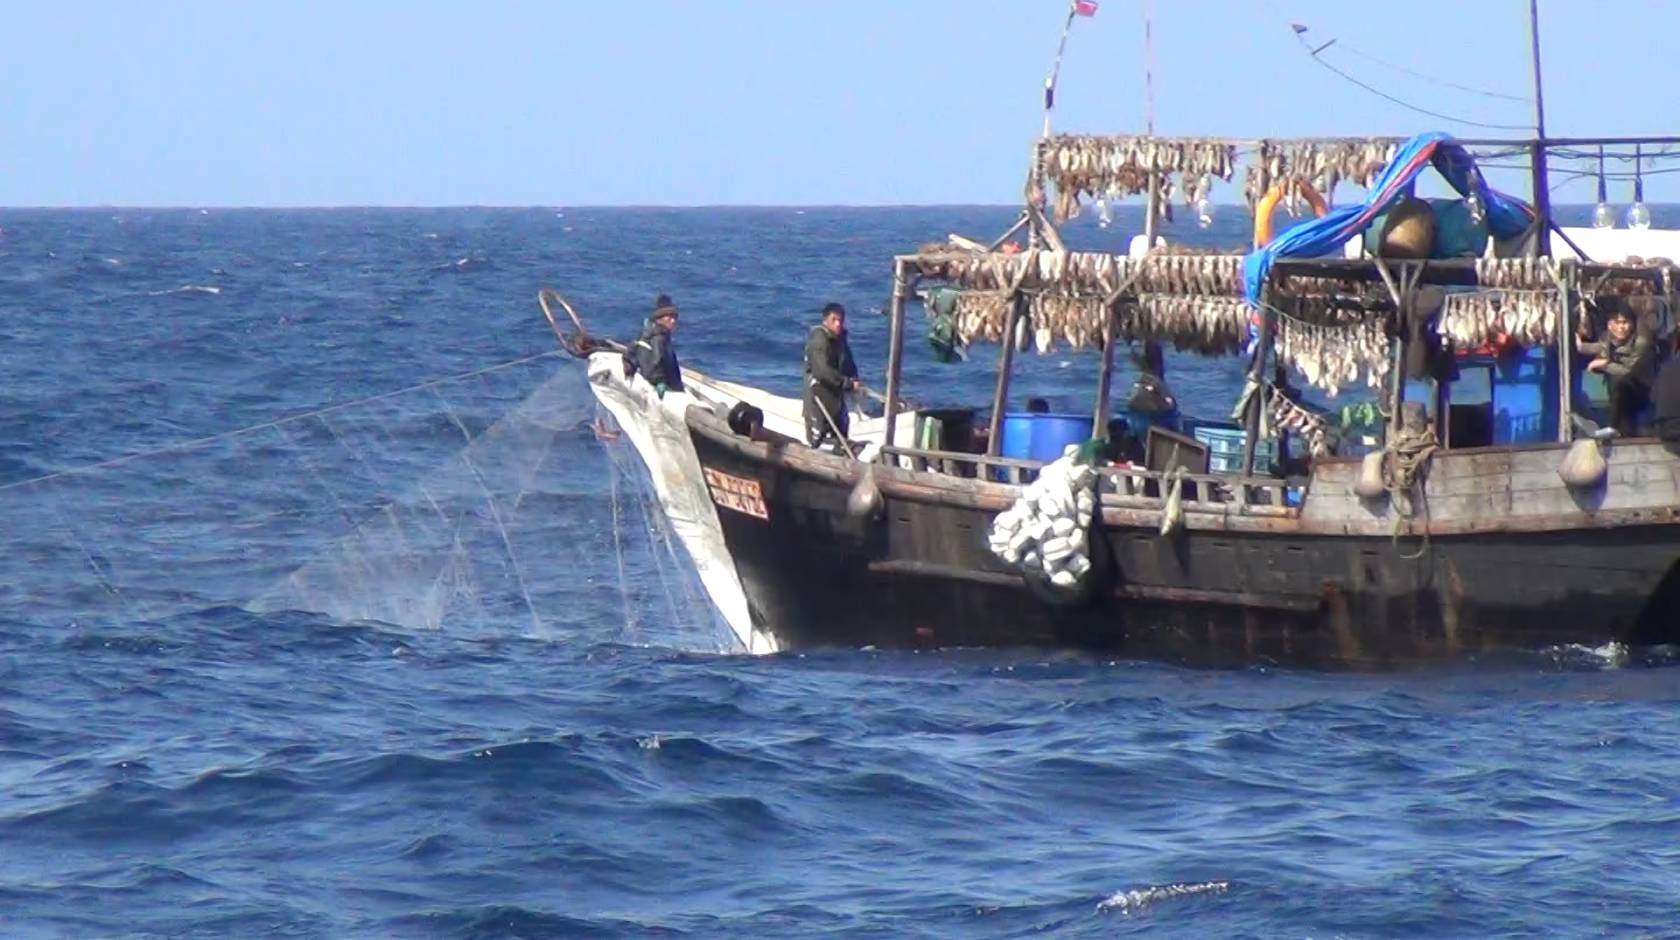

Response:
(1526, 0), (1552, 256)
(1137, 0), (1164, 384)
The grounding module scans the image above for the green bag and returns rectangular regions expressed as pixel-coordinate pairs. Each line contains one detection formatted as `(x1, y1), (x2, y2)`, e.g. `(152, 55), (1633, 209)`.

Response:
(924, 287), (966, 364)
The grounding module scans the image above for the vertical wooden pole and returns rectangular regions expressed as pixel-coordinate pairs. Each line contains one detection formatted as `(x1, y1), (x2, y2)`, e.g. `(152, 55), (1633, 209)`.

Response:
(1240, 291), (1277, 476)
(882, 259), (908, 450)
(1556, 265), (1574, 441)
(1433, 378), (1450, 448)
(1091, 299), (1118, 439)
(1142, 172), (1160, 255)
(986, 295), (1025, 457)
(1374, 260), (1411, 448)
(1527, 0), (1553, 258)
(1386, 338), (1407, 447)
(1141, 161), (1165, 383)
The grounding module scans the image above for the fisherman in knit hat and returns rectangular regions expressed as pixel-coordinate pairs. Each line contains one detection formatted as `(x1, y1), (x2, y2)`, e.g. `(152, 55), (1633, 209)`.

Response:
(630, 294), (683, 397)
(803, 301), (860, 450)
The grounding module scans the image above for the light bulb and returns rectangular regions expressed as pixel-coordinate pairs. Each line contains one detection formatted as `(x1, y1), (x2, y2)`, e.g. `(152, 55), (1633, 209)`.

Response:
(1626, 202), (1651, 230)
(1096, 197), (1112, 229)
(1195, 196), (1214, 230)
(1592, 202), (1616, 229)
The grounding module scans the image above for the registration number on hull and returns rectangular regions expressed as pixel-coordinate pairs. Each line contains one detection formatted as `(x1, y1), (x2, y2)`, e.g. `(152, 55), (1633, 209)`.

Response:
(702, 467), (769, 520)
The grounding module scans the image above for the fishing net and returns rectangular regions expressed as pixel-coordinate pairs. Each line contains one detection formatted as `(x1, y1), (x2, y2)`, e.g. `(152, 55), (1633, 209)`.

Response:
(0, 354), (736, 653)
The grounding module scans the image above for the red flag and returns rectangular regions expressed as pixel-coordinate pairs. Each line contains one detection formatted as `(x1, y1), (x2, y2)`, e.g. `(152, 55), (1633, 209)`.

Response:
(1073, 0), (1098, 15)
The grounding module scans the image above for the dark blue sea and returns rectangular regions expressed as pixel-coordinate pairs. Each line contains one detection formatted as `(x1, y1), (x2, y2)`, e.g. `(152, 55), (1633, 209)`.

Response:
(1, 206), (1677, 938)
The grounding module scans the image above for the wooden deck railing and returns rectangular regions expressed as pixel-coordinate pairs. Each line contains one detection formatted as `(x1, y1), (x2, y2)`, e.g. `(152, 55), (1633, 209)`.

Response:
(1099, 465), (1297, 516)
(875, 445), (1044, 484)
(875, 445), (1302, 515)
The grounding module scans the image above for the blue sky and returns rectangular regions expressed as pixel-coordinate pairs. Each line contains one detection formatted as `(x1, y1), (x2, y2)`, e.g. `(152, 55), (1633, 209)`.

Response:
(3, 0), (1676, 206)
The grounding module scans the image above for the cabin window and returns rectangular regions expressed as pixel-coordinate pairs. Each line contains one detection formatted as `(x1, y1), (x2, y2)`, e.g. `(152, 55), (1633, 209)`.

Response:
(1449, 365), (1494, 448)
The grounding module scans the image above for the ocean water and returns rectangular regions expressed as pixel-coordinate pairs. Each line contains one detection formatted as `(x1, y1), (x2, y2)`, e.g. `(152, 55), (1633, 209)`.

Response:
(1, 206), (1677, 938)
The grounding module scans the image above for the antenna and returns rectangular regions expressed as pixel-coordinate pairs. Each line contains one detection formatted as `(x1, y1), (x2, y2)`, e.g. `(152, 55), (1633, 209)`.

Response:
(1143, 0), (1154, 134)
(1527, 0), (1552, 254)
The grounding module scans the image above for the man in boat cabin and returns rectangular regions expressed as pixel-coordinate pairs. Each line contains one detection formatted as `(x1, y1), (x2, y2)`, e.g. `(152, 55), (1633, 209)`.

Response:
(1578, 306), (1654, 436)
(629, 294), (683, 397)
(803, 302), (861, 450)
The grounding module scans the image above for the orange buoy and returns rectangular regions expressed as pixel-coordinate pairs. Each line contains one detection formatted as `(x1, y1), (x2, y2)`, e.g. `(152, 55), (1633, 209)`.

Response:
(1253, 179), (1329, 248)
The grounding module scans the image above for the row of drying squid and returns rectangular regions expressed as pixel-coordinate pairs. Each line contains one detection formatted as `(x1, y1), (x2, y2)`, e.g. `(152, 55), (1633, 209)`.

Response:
(1439, 289), (1558, 349)
(914, 247), (1245, 298)
(1244, 139), (1398, 214)
(1583, 257), (1676, 297)
(1036, 135), (1399, 222)
(1123, 296), (1248, 355)
(949, 291), (1111, 353)
(1273, 317), (1391, 398)
(1267, 389), (1332, 459)
(914, 249), (1618, 306)
(947, 289), (1248, 355)
(1037, 136), (1237, 224)
(1473, 257), (1560, 291)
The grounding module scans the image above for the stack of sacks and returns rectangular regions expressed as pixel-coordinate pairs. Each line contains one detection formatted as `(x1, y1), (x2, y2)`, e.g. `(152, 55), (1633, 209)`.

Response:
(987, 447), (1098, 589)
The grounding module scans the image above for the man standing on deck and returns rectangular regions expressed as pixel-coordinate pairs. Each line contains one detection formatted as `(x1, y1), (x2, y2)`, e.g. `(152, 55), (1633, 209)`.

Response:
(631, 294), (683, 397)
(803, 302), (860, 450)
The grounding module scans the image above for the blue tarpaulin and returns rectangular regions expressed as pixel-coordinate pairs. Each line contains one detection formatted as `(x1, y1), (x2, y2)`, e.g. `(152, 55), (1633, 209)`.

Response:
(1242, 132), (1535, 306)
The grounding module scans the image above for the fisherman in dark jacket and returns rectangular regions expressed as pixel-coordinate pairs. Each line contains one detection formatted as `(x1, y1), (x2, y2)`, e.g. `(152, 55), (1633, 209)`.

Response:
(630, 294), (683, 397)
(1579, 307), (1654, 436)
(803, 302), (860, 449)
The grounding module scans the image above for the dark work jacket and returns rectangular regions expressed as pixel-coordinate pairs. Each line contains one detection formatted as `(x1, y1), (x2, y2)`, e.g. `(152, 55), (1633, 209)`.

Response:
(631, 320), (682, 391)
(1579, 332), (1654, 386)
(803, 325), (857, 412)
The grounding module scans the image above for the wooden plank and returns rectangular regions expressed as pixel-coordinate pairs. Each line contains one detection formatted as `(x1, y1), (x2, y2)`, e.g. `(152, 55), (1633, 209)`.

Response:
(867, 559), (1019, 587)
(1111, 582), (1321, 612)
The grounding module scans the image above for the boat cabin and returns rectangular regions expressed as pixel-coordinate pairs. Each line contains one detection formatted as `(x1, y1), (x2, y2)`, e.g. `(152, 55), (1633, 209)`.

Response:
(869, 132), (1679, 507)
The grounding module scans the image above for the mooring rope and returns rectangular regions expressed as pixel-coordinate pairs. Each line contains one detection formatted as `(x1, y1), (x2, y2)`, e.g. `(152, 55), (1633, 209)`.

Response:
(1385, 419), (1439, 560)
(0, 350), (563, 493)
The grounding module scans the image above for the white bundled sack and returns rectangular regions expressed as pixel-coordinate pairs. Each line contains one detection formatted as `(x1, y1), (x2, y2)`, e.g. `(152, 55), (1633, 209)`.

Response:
(986, 451), (1100, 594)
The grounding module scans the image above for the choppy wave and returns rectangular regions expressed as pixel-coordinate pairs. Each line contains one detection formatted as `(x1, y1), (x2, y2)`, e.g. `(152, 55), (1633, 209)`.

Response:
(1097, 881), (1232, 914)
(147, 284), (222, 296)
(431, 255), (491, 274)
(1, 206), (1677, 937)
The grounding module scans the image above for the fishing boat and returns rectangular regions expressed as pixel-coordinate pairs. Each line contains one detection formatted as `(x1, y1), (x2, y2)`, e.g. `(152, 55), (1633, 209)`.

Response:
(542, 9), (1680, 666)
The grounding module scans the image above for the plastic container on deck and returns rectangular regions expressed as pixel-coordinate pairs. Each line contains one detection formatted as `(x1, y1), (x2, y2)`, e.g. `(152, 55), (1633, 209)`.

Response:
(990, 413), (1092, 482)
(998, 412), (1091, 461)
(1184, 419), (1278, 474)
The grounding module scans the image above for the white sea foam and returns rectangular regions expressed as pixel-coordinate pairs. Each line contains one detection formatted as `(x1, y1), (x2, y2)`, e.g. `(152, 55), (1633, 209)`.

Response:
(148, 285), (222, 296)
(1097, 881), (1230, 914)
(1547, 641), (1629, 668)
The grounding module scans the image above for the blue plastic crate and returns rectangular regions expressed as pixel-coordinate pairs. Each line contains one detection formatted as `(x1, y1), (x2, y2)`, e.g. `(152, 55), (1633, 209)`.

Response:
(1187, 420), (1277, 474)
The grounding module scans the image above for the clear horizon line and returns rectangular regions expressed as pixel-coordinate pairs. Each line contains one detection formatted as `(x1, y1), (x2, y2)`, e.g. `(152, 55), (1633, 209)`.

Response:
(0, 200), (1625, 212)
(0, 202), (1030, 212)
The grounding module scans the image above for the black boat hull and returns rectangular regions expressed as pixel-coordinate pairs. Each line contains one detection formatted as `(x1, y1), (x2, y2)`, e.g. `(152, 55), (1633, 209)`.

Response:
(688, 417), (1680, 668)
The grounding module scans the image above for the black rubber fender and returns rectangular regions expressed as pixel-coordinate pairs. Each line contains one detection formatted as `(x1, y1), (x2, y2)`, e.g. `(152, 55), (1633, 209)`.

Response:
(727, 402), (766, 437)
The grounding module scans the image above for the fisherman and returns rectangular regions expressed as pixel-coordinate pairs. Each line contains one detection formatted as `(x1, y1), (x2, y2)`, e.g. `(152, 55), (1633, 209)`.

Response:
(803, 302), (860, 450)
(630, 294), (683, 397)
(1578, 307), (1654, 436)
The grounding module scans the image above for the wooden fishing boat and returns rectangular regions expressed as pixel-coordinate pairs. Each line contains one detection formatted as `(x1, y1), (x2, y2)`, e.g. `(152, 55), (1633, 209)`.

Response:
(543, 15), (1680, 666)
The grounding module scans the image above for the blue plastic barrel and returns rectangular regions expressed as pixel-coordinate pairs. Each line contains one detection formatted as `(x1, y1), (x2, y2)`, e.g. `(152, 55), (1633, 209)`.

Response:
(998, 413), (1090, 461)
(999, 414), (1036, 460)
(991, 413), (1093, 482)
